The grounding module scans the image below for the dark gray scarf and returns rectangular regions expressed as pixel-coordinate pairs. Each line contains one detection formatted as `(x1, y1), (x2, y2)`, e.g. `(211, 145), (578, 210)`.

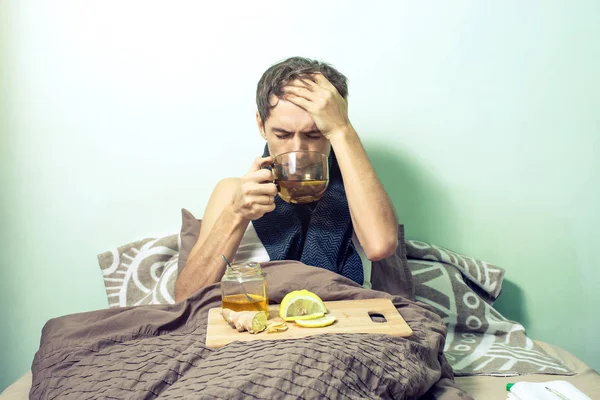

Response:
(252, 146), (363, 285)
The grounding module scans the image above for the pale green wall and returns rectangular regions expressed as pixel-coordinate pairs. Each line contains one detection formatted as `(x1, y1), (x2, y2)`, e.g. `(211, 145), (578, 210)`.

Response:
(1, 0), (599, 391)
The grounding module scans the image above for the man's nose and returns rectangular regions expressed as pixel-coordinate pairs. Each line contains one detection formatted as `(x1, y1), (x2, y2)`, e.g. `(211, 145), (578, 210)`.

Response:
(293, 134), (309, 151)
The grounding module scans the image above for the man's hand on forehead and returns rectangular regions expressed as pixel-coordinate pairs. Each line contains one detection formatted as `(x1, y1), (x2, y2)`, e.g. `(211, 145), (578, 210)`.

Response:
(282, 73), (351, 140)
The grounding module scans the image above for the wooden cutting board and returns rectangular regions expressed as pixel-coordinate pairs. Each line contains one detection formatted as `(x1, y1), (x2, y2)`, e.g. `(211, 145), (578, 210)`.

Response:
(205, 298), (413, 349)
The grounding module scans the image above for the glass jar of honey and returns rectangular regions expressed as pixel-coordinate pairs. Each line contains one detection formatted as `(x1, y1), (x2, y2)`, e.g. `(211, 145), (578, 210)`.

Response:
(221, 261), (268, 316)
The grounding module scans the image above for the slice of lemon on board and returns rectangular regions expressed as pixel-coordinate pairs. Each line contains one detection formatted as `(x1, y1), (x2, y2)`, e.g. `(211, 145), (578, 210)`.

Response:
(279, 290), (327, 322)
(295, 315), (337, 328)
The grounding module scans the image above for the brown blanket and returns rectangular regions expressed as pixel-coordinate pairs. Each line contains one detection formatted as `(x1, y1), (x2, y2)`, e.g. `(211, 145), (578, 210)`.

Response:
(30, 262), (472, 399)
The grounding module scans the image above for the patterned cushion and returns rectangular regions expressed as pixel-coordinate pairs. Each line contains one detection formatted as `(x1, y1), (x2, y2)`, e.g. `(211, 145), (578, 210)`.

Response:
(405, 240), (573, 376)
(97, 235), (179, 308)
(406, 240), (505, 302)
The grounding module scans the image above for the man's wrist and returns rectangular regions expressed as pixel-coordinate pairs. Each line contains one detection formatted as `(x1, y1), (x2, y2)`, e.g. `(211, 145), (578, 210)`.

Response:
(224, 204), (250, 228)
(327, 124), (359, 147)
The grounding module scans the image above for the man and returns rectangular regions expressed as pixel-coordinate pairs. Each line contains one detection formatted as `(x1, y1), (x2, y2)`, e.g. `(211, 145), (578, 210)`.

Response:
(175, 57), (398, 302)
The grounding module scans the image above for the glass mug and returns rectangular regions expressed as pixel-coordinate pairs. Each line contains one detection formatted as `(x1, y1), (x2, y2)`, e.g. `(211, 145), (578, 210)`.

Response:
(262, 150), (329, 204)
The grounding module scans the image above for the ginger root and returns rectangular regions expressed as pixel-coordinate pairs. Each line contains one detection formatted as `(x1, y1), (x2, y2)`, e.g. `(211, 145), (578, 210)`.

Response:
(221, 309), (267, 334)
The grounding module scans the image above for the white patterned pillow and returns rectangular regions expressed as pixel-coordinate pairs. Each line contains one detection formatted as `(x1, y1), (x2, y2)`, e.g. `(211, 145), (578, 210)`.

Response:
(405, 240), (572, 376)
(97, 235), (179, 308)
(406, 240), (505, 303)
(408, 258), (572, 376)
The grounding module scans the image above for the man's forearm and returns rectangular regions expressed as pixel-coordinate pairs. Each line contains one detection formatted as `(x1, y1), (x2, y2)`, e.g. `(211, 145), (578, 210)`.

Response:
(175, 207), (249, 302)
(329, 126), (398, 260)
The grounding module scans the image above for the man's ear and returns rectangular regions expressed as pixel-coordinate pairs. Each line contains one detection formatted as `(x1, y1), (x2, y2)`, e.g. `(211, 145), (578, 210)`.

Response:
(256, 111), (267, 140)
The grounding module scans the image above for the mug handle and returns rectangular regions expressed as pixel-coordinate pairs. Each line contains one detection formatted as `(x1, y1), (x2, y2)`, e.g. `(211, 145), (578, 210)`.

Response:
(259, 160), (274, 170)
(259, 160), (280, 191)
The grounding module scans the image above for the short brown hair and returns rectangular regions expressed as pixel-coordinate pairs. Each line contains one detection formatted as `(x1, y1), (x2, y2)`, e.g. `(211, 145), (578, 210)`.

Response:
(256, 56), (348, 123)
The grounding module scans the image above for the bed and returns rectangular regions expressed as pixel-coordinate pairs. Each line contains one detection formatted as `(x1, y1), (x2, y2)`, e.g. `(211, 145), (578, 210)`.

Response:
(2, 216), (598, 399)
(2, 341), (598, 399)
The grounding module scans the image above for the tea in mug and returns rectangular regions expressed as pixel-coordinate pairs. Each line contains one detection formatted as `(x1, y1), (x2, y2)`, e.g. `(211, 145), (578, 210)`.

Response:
(276, 179), (328, 204)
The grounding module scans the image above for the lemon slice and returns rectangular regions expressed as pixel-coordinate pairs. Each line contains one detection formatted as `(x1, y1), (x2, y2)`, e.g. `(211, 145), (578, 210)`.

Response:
(296, 315), (337, 328)
(279, 290), (327, 322)
(290, 312), (325, 321)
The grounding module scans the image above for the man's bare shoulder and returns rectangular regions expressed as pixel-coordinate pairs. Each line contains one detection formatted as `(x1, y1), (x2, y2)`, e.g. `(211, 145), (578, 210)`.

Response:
(200, 177), (240, 224)
(207, 178), (240, 205)
(214, 177), (240, 193)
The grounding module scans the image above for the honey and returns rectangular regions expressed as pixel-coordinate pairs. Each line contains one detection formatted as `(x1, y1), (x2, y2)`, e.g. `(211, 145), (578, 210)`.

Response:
(221, 261), (268, 317)
(222, 294), (268, 314)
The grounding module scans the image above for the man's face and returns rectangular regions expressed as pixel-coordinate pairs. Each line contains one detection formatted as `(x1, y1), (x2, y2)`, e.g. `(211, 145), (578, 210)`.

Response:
(256, 96), (330, 157)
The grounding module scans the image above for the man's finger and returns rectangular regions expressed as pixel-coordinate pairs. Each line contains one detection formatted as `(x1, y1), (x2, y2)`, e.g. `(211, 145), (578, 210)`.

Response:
(313, 73), (339, 94)
(283, 93), (312, 112)
(249, 156), (273, 173)
(245, 194), (273, 205)
(243, 181), (277, 196)
(288, 78), (315, 90)
(258, 194), (274, 205)
(283, 86), (314, 101)
(255, 202), (277, 216)
(246, 169), (273, 184)
(312, 73), (337, 91)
